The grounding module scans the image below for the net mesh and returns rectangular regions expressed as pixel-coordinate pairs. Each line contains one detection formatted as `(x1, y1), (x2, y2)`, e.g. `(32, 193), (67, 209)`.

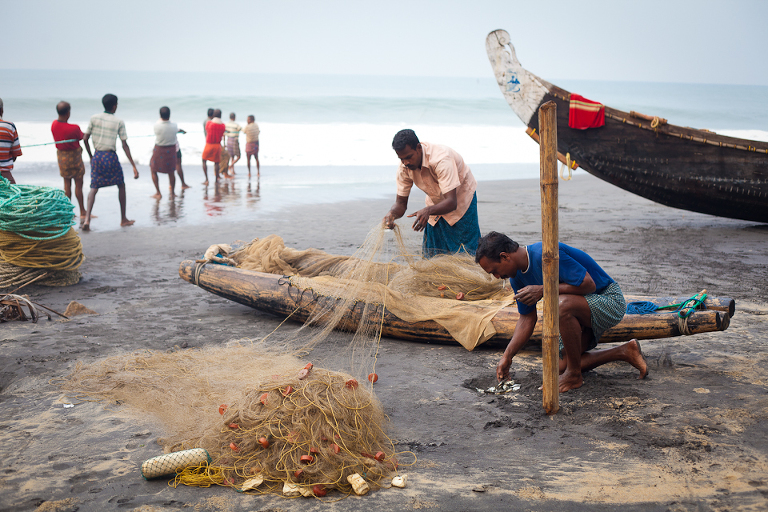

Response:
(62, 224), (515, 496)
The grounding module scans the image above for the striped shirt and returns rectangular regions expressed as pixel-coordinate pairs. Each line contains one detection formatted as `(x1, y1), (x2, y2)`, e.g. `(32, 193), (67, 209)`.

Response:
(0, 119), (22, 171)
(225, 121), (242, 140)
(85, 112), (127, 152)
(243, 122), (260, 143)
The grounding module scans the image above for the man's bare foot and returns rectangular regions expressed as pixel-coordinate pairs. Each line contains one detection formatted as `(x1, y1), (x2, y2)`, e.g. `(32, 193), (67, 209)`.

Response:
(169, 192), (176, 199)
(626, 339), (649, 379)
(181, 184), (191, 190)
(558, 369), (584, 392)
(202, 180), (209, 185)
(120, 219), (135, 227)
(151, 193), (162, 199)
(81, 224), (90, 231)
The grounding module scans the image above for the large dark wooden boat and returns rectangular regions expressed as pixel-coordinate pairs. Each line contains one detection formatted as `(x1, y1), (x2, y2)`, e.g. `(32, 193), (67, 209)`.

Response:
(179, 260), (733, 348)
(486, 29), (768, 223)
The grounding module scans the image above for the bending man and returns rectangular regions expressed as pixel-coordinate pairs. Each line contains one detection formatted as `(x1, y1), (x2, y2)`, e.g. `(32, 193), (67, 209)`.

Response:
(383, 129), (480, 257)
(475, 231), (647, 392)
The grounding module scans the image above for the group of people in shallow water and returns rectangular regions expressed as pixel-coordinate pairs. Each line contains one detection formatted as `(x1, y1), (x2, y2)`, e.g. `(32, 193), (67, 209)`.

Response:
(384, 128), (647, 391)
(0, 94), (262, 231)
(200, 108), (260, 185)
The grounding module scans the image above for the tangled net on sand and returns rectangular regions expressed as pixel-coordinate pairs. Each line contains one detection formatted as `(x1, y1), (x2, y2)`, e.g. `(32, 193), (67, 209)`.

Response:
(63, 343), (409, 496)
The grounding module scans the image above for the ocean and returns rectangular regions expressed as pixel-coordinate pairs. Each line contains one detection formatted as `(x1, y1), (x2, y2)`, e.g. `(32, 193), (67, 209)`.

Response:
(3, 70), (767, 230)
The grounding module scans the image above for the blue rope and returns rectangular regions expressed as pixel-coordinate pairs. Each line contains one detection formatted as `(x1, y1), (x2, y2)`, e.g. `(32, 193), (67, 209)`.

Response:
(626, 301), (659, 315)
(626, 291), (708, 317)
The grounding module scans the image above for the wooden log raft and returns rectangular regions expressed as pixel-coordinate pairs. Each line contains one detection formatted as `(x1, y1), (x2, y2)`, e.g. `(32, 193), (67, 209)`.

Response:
(179, 261), (732, 347)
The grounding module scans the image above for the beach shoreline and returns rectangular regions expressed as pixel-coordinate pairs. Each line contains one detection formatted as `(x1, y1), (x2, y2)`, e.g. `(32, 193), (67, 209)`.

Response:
(1, 174), (767, 511)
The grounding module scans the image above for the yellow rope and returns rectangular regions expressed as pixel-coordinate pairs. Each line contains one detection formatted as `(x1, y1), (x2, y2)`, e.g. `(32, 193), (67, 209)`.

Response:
(0, 228), (84, 270)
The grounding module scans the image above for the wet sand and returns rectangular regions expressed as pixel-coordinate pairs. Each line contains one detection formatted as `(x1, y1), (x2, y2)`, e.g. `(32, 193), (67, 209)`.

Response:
(1, 172), (767, 512)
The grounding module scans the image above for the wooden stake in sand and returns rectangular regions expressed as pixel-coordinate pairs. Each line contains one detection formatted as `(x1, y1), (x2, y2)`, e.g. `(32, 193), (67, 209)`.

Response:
(538, 100), (560, 415)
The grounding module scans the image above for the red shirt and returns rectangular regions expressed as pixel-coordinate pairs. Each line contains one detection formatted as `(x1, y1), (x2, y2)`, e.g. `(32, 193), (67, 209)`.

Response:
(51, 120), (84, 151)
(205, 120), (226, 144)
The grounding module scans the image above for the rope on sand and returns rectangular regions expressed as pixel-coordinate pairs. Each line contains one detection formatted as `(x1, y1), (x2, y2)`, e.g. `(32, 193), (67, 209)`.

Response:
(0, 228), (84, 271)
(0, 177), (75, 240)
(0, 261), (81, 290)
(0, 177), (84, 288)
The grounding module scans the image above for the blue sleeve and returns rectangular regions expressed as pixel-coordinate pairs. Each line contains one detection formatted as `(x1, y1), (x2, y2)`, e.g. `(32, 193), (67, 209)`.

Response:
(558, 250), (587, 287)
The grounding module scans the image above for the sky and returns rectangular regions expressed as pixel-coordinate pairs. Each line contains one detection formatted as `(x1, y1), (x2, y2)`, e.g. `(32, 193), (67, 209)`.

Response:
(3, 0), (768, 85)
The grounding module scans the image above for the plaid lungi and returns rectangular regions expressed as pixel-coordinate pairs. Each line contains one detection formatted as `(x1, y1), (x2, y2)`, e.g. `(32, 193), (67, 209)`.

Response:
(56, 147), (86, 179)
(90, 151), (124, 189)
(246, 140), (259, 157)
(150, 144), (177, 174)
(226, 137), (241, 158)
(559, 281), (626, 353)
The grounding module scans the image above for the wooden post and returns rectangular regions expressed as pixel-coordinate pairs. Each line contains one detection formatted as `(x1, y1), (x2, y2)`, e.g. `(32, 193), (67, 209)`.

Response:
(539, 100), (560, 415)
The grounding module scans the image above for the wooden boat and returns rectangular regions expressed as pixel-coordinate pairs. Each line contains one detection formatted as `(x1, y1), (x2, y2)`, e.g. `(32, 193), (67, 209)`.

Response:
(179, 260), (733, 348)
(486, 29), (768, 224)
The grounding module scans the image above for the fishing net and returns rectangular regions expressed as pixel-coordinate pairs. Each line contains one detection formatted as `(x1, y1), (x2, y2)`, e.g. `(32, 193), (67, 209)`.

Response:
(62, 343), (401, 496)
(231, 228), (515, 352)
(63, 223), (514, 497)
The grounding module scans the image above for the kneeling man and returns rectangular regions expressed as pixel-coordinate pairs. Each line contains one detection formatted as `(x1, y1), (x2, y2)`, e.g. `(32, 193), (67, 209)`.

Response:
(475, 231), (647, 392)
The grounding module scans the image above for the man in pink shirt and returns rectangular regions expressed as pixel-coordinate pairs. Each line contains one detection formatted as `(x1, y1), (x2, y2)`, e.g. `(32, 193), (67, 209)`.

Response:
(383, 129), (481, 257)
(51, 101), (87, 222)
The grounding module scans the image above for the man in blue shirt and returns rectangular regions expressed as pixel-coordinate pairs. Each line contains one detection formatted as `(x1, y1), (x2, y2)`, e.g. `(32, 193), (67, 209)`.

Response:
(475, 231), (647, 392)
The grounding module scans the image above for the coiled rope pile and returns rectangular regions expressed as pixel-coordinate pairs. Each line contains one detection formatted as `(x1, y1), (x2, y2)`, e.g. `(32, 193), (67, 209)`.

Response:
(0, 176), (84, 289)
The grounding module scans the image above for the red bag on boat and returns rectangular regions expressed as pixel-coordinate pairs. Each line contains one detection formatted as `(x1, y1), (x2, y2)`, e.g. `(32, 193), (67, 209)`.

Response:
(569, 93), (605, 129)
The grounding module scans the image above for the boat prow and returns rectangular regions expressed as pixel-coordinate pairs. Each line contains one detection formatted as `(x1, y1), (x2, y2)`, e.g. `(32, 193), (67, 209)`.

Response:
(486, 30), (768, 223)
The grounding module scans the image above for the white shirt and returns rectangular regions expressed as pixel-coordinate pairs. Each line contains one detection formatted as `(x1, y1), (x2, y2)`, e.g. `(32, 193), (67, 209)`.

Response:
(154, 119), (178, 147)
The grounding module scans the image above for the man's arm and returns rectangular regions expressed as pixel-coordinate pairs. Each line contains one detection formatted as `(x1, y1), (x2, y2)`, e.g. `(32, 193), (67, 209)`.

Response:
(497, 311), (538, 381)
(383, 195), (409, 228)
(513, 272), (597, 307)
(121, 139), (139, 179)
(83, 133), (93, 160)
(407, 188), (458, 232)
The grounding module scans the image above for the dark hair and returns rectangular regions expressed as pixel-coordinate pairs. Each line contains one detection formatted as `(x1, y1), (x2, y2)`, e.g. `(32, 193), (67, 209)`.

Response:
(229, 112), (236, 120)
(102, 94), (118, 111)
(213, 109), (222, 118)
(475, 231), (520, 263)
(207, 108), (214, 117)
(248, 115), (255, 121)
(159, 106), (171, 120)
(392, 129), (420, 152)
(56, 101), (71, 116)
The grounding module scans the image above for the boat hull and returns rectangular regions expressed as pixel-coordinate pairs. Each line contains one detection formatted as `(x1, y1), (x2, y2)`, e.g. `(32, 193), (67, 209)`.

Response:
(486, 29), (768, 223)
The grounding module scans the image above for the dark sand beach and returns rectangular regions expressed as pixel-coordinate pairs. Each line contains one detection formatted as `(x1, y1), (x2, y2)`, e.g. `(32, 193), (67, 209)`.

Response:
(1, 171), (767, 512)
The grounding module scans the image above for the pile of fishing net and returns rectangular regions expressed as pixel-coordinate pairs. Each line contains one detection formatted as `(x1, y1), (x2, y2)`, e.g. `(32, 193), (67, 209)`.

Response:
(218, 228), (516, 350)
(62, 344), (408, 497)
(0, 176), (84, 290)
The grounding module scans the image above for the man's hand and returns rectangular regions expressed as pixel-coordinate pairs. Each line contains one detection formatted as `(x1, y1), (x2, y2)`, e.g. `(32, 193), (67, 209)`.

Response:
(383, 212), (396, 229)
(514, 285), (544, 306)
(133, 166), (139, 179)
(407, 207), (431, 232)
(496, 354), (513, 381)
